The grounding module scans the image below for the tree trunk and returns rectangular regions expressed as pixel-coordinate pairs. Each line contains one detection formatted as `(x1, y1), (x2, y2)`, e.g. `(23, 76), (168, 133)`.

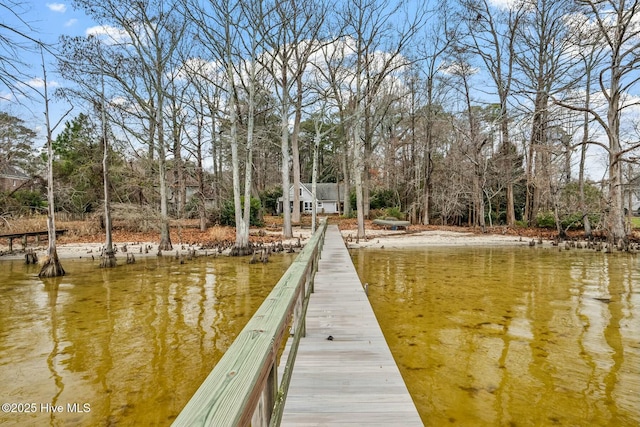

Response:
(196, 101), (207, 232)
(157, 64), (172, 251)
(502, 119), (516, 227)
(291, 76), (303, 225)
(605, 17), (627, 247)
(280, 64), (293, 238)
(39, 58), (64, 278)
(353, 118), (366, 239)
(100, 75), (116, 268)
(281, 115), (292, 238)
(311, 125), (320, 233)
(240, 63), (256, 251)
(341, 141), (350, 217)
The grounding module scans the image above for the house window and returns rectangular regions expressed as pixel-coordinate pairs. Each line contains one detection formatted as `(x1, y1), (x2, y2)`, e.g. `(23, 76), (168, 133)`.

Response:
(304, 202), (312, 211)
(317, 201), (323, 207)
(299, 188), (303, 196)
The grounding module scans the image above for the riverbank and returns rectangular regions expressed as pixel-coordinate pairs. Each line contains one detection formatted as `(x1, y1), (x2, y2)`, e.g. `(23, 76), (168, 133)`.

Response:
(0, 220), (534, 261)
(342, 228), (524, 249)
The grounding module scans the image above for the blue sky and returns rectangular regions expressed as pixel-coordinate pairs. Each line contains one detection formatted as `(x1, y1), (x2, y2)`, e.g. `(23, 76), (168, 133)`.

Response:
(1, 1), (93, 134)
(2, 0), (637, 183)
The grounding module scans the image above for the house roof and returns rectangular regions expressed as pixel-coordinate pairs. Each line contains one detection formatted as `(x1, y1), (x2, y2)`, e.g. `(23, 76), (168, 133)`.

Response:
(301, 183), (343, 201)
(0, 164), (29, 180)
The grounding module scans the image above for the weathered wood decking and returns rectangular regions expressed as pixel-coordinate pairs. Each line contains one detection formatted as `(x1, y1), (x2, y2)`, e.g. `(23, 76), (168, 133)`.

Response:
(279, 225), (422, 426)
(0, 229), (67, 252)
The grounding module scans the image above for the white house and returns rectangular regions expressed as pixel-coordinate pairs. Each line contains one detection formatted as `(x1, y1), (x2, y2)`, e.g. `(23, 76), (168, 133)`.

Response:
(277, 183), (344, 214)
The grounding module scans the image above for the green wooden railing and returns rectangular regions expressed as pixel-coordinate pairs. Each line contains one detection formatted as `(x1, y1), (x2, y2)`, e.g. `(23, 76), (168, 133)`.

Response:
(172, 219), (328, 427)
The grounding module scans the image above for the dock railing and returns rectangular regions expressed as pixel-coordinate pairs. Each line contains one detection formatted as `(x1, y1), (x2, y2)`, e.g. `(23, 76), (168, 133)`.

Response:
(172, 219), (328, 427)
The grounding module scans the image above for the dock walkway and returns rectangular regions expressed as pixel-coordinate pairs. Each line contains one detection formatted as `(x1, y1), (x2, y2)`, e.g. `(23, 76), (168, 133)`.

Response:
(280, 225), (422, 426)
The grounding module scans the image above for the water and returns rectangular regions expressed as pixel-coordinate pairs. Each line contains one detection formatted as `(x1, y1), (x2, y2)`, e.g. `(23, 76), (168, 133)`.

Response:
(3, 246), (639, 426)
(352, 246), (640, 426)
(0, 254), (293, 426)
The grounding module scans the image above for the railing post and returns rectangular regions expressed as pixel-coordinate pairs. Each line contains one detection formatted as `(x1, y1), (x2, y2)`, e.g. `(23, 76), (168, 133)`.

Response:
(291, 283), (305, 338)
(252, 363), (277, 427)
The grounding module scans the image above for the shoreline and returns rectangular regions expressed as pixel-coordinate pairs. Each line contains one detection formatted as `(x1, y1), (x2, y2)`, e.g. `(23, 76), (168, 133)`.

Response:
(0, 227), (529, 261)
(343, 228), (526, 249)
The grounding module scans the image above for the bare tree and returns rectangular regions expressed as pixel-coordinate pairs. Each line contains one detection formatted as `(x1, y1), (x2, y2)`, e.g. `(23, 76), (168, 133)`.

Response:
(414, 3), (453, 224)
(180, 60), (216, 231)
(311, 34), (353, 217)
(575, 44), (606, 237)
(339, 0), (426, 239)
(513, 0), (578, 226)
(58, 36), (118, 267)
(98, 71), (117, 267)
(39, 49), (72, 277)
(71, 0), (188, 252)
(456, 0), (526, 226)
(452, 57), (488, 230)
(187, 0), (261, 253)
(556, 0), (640, 246)
(256, 0), (326, 236)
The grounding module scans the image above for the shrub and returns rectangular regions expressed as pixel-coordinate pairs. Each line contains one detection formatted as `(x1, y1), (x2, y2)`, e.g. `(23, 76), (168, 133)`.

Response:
(384, 206), (404, 220)
(221, 196), (264, 227)
(0, 190), (46, 216)
(184, 195), (202, 219)
(536, 211), (556, 228)
(370, 189), (397, 210)
(536, 210), (602, 230)
(260, 187), (282, 215)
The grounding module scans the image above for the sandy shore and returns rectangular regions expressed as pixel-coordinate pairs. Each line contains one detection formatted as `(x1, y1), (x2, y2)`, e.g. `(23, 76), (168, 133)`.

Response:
(342, 228), (525, 249)
(0, 226), (529, 262)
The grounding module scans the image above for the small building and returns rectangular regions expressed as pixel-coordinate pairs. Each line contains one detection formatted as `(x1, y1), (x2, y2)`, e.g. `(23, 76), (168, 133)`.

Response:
(277, 182), (344, 215)
(0, 165), (30, 192)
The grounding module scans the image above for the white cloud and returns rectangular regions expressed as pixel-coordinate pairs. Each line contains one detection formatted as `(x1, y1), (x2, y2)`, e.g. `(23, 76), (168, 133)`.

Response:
(47, 3), (67, 13)
(488, 0), (518, 9)
(86, 25), (130, 44)
(65, 18), (77, 27)
(25, 78), (59, 89)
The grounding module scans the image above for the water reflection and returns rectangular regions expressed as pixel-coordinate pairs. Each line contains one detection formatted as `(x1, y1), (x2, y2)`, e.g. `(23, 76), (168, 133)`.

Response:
(0, 254), (293, 426)
(351, 247), (640, 426)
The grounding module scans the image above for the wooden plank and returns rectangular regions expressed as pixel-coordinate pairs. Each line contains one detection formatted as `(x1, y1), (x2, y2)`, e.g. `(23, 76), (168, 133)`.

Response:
(0, 229), (68, 239)
(279, 225), (422, 426)
(1, 229), (68, 252)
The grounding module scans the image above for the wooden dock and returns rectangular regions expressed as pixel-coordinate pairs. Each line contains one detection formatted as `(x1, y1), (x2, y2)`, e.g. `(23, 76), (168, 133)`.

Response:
(279, 225), (422, 426)
(0, 229), (67, 252)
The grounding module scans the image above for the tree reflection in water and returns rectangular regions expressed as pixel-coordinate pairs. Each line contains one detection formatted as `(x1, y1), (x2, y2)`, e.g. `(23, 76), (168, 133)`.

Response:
(352, 246), (640, 426)
(0, 254), (295, 426)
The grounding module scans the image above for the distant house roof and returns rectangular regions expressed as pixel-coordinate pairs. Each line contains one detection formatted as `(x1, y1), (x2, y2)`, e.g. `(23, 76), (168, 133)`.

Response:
(0, 165), (29, 180)
(300, 183), (344, 201)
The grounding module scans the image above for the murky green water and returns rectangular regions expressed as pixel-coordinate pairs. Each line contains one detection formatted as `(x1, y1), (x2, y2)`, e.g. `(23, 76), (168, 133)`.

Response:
(352, 247), (640, 426)
(0, 254), (293, 426)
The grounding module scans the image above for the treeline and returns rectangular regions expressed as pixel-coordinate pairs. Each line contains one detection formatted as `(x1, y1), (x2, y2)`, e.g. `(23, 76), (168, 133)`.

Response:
(1, 0), (639, 249)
